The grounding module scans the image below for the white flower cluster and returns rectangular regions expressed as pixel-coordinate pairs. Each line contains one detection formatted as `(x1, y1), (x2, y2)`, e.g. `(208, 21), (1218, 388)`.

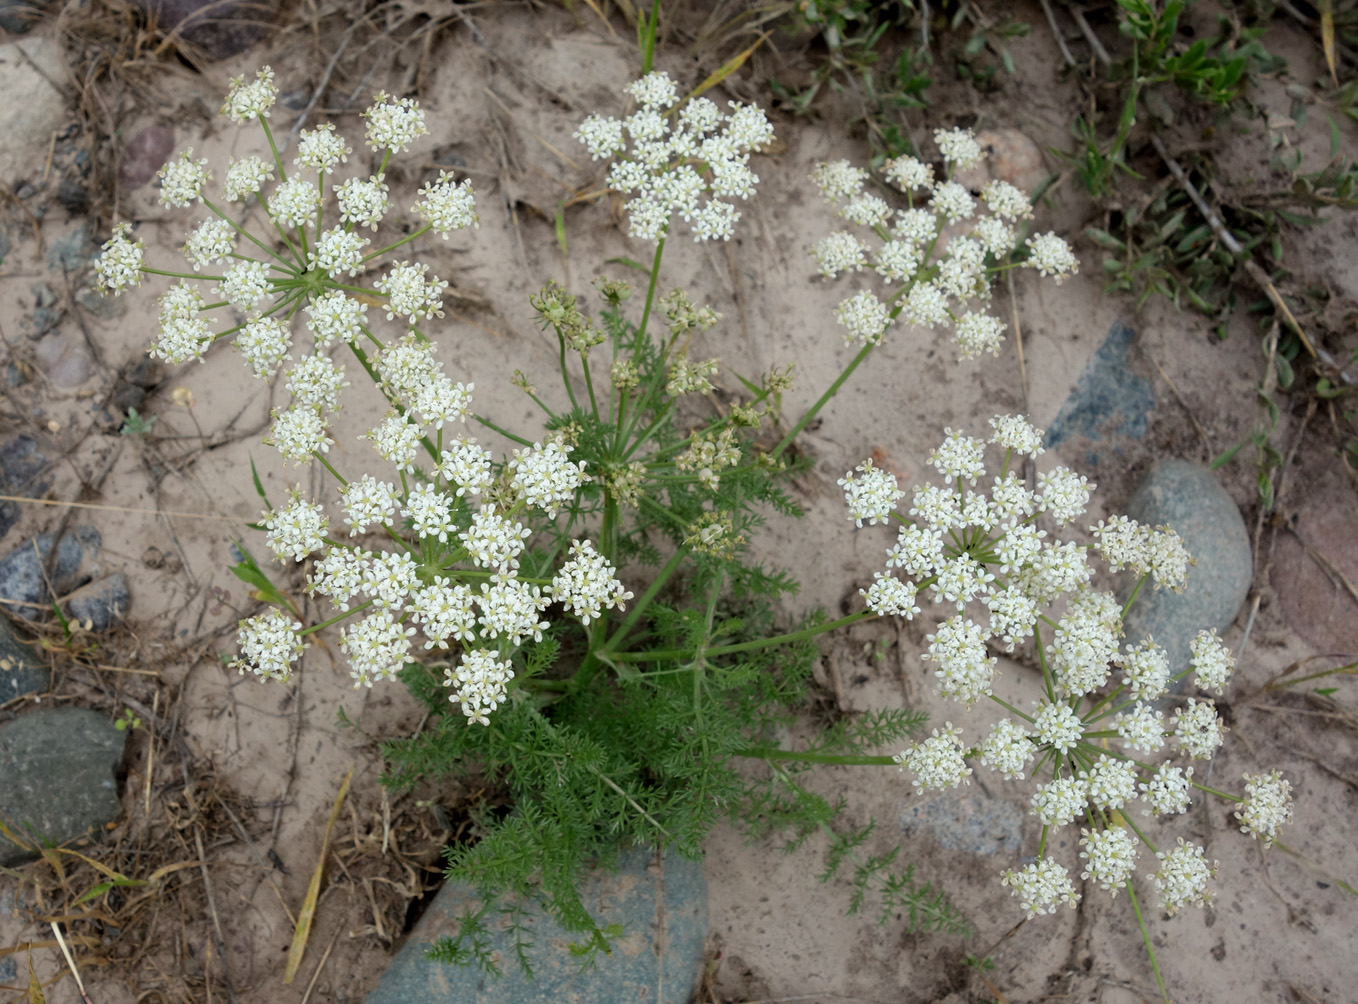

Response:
(574, 70), (775, 242)
(844, 415), (1289, 918)
(94, 65), (477, 390)
(809, 128), (1077, 359)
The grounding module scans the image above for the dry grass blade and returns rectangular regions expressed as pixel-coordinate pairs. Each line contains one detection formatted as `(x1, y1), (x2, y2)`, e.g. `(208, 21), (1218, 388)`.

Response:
(689, 32), (771, 101)
(26, 955), (45, 1004)
(49, 923), (92, 1004)
(283, 765), (354, 984)
(1320, 0), (1338, 84)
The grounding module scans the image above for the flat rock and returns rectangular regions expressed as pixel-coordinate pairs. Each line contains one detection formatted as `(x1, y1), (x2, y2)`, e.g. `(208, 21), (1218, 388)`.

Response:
(0, 525), (102, 611)
(897, 792), (1023, 855)
(117, 124), (175, 191)
(365, 844), (707, 1004)
(65, 572), (130, 632)
(0, 613), (47, 702)
(0, 435), (49, 543)
(1120, 459), (1252, 677)
(34, 330), (94, 387)
(1046, 320), (1154, 470)
(0, 38), (69, 188)
(0, 707), (126, 865)
(138, 0), (274, 59)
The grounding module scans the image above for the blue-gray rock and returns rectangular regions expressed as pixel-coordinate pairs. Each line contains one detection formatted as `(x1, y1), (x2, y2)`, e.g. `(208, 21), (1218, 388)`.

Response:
(0, 435), (49, 543)
(0, 707), (126, 866)
(0, 613), (47, 702)
(65, 572), (129, 632)
(0, 525), (102, 611)
(46, 227), (92, 273)
(898, 793), (1023, 855)
(1046, 320), (1154, 469)
(0, 1), (46, 34)
(74, 282), (126, 320)
(1119, 459), (1252, 677)
(365, 845), (707, 1004)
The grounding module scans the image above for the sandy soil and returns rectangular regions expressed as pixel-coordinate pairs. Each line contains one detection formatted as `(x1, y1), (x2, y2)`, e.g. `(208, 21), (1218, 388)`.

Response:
(0, 2), (1355, 1003)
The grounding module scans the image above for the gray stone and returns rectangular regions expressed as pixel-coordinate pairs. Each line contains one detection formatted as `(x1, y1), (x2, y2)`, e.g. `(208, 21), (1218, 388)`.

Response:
(898, 793), (1023, 855)
(0, 1), (47, 34)
(0, 435), (49, 543)
(65, 572), (129, 632)
(0, 39), (68, 187)
(47, 226), (92, 273)
(365, 845), (707, 1004)
(138, 1), (274, 59)
(0, 613), (47, 702)
(1120, 459), (1252, 677)
(34, 330), (94, 386)
(0, 525), (102, 611)
(0, 707), (126, 865)
(75, 282), (125, 320)
(116, 124), (174, 191)
(1046, 320), (1154, 469)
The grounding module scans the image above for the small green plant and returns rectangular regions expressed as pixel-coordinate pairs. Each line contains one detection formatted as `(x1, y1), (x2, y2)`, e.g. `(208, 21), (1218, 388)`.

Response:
(119, 406), (157, 439)
(114, 708), (142, 732)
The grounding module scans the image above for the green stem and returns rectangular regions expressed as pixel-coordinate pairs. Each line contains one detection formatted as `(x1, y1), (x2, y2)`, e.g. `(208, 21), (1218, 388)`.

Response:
(772, 339), (874, 459)
(312, 450), (348, 487)
(1126, 883), (1170, 1004)
(297, 598), (373, 637)
(606, 610), (872, 663)
(1121, 572), (1149, 620)
(735, 747), (898, 766)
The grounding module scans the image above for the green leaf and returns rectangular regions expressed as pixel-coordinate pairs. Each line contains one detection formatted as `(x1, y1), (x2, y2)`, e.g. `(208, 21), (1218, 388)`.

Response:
(1209, 438), (1248, 469)
(250, 455), (273, 511)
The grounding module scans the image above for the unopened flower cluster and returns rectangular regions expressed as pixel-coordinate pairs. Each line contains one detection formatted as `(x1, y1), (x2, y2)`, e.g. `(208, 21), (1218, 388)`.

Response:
(96, 67), (632, 725)
(574, 70), (775, 242)
(808, 128), (1077, 360)
(844, 415), (1291, 918)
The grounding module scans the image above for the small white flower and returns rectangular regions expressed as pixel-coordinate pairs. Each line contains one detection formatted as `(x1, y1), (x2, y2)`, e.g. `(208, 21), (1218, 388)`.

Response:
(1235, 770), (1292, 847)
(550, 539), (634, 625)
(224, 155), (274, 202)
(575, 113), (626, 160)
(930, 180), (975, 224)
(153, 281), (211, 364)
(1172, 698), (1225, 760)
(1001, 858), (1079, 917)
(1148, 838), (1217, 914)
(834, 290), (893, 345)
(335, 174), (390, 231)
(263, 492), (327, 563)
(810, 160), (868, 200)
(445, 648), (516, 725)
(838, 459), (903, 527)
(1082, 754), (1138, 811)
(1191, 629), (1235, 695)
(307, 547), (370, 611)
(980, 179), (1033, 221)
(414, 171), (478, 236)
(221, 66), (277, 122)
(951, 311), (1005, 360)
(810, 231), (867, 278)
(883, 155), (934, 192)
(438, 436), (494, 497)
(295, 122), (351, 173)
(268, 176), (323, 229)
(1024, 231), (1079, 283)
(95, 223), (145, 294)
(182, 218), (236, 271)
(861, 572), (920, 619)
(459, 504), (532, 571)
(508, 439), (589, 518)
(1120, 638), (1170, 702)
(305, 290), (367, 348)
(364, 412), (421, 471)
(1079, 826), (1137, 894)
(404, 482), (457, 543)
(893, 207), (937, 246)
(841, 193), (891, 227)
(893, 722), (972, 793)
(1036, 467), (1093, 525)
(1140, 761), (1193, 816)
(625, 70), (679, 110)
(408, 577), (477, 649)
(235, 315), (292, 378)
(265, 404), (333, 464)
(340, 475), (398, 535)
(903, 281), (949, 329)
(309, 226), (369, 278)
(989, 414), (1046, 458)
(934, 127), (983, 168)
(928, 428), (986, 485)
(375, 261), (446, 322)
(363, 92), (428, 153)
(157, 149), (211, 208)
(1032, 775), (1088, 826)
(362, 550), (419, 610)
(341, 610), (415, 687)
(873, 239), (920, 282)
(231, 607), (305, 682)
(885, 523), (944, 578)
(923, 616), (996, 705)
(979, 718), (1035, 779)
(1113, 703), (1166, 753)
(1033, 700), (1084, 753)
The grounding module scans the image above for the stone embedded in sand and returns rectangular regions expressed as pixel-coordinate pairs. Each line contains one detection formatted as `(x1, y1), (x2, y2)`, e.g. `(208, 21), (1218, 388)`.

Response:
(0, 525), (102, 611)
(0, 37), (69, 188)
(117, 123), (176, 191)
(0, 613), (48, 703)
(0, 707), (126, 866)
(1119, 459), (1252, 679)
(0, 434), (50, 543)
(34, 330), (94, 387)
(365, 844), (708, 1004)
(953, 128), (1048, 195)
(66, 572), (130, 632)
(138, 0), (274, 60)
